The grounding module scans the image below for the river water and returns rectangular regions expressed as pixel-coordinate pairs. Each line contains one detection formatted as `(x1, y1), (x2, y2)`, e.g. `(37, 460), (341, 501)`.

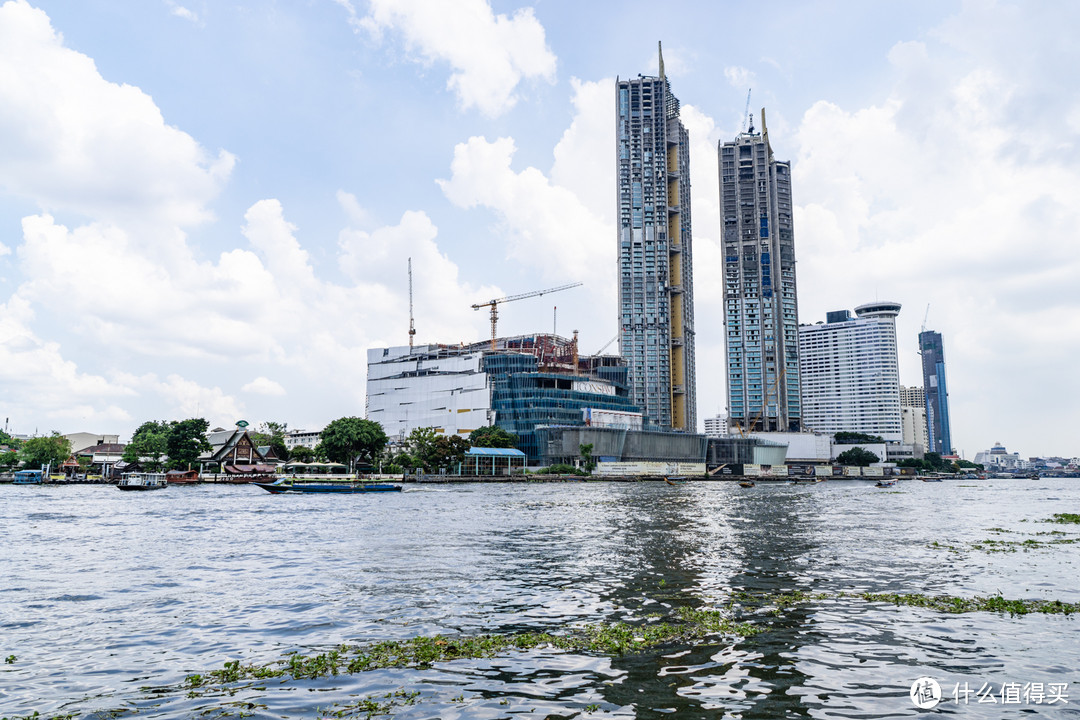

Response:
(1, 478), (1078, 718)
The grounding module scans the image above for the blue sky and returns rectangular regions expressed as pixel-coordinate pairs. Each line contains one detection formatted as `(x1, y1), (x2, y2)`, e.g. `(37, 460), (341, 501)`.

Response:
(1, 0), (1077, 458)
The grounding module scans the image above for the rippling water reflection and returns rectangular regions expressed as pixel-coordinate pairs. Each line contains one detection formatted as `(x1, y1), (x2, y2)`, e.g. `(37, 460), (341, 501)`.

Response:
(2, 479), (1079, 718)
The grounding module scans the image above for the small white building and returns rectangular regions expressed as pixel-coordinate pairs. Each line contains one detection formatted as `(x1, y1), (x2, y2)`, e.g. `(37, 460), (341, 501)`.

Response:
(703, 413), (728, 438)
(283, 428), (323, 452)
(974, 443), (1027, 471)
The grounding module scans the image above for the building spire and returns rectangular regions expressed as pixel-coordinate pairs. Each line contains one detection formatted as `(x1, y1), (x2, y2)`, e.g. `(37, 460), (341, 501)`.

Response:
(658, 40), (665, 82)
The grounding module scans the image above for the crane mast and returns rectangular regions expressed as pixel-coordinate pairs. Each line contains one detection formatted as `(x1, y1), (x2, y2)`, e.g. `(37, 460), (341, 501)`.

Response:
(408, 258), (416, 350)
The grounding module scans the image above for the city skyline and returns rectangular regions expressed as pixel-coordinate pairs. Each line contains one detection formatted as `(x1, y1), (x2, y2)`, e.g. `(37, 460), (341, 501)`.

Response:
(0, 1), (1078, 457)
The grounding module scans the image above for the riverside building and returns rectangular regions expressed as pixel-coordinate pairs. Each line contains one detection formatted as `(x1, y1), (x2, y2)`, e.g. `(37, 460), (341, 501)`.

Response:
(798, 302), (903, 442)
(615, 43), (697, 431)
(919, 330), (953, 454)
(719, 109), (801, 432)
(365, 334), (641, 462)
(899, 385), (929, 451)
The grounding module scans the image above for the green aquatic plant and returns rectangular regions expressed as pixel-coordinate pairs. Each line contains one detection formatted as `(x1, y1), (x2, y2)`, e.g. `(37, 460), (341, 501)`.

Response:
(859, 592), (1079, 616)
(179, 607), (759, 695)
(1047, 513), (1080, 524)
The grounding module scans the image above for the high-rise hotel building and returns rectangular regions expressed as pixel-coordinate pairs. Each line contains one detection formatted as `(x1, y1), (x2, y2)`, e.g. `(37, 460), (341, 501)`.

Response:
(615, 44), (697, 431)
(719, 111), (801, 432)
(799, 303), (904, 442)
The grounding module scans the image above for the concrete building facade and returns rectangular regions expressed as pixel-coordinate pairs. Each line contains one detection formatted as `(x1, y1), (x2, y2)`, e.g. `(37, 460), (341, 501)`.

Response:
(615, 43), (697, 431)
(366, 335), (642, 461)
(703, 412), (728, 438)
(719, 109), (801, 433)
(798, 302), (903, 442)
(919, 330), (953, 455)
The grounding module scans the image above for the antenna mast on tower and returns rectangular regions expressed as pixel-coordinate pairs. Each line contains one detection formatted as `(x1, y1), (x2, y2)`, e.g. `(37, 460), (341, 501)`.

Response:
(408, 258), (416, 350)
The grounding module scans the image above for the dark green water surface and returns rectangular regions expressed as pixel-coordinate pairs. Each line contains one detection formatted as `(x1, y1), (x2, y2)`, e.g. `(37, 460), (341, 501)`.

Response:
(2, 478), (1078, 718)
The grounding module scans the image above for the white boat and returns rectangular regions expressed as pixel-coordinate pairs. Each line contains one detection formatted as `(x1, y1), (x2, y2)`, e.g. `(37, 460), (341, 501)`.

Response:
(116, 472), (168, 491)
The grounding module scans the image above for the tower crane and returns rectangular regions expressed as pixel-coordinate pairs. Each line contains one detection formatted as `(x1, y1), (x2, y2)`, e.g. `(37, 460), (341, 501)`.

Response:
(741, 88), (752, 133)
(471, 282), (583, 351)
(408, 258), (416, 350)
(594, 334), (619, 355)
(921, 303), (931, 334)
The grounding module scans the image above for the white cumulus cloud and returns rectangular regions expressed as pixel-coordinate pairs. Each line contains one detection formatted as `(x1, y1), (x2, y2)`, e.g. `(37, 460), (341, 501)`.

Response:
(357, 0), (557, 117)
(241, 377), (286, 397)
(0, 0), (232, 228)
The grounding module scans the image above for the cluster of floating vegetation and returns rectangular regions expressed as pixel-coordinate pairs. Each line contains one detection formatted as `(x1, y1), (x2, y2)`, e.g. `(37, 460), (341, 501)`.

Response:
(927, 513), (1080, 554)
(8, 579), (1080, 719)
(182, 606), (759, 694)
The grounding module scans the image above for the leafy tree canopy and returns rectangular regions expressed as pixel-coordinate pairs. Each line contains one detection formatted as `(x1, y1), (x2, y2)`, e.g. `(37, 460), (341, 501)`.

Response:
(319, 417), (388, 467)
(404, 427), (469, 471)
(166, 418), (212, 470)
(836, 447), (880, 467)
(579, 443), (597, 474)
(290, 445), (315, 463)
(0, 429), (21, 449)
(467, 425), (518, 449)
(19, 433), (72, 470)
(834, 432), (884, 445)
(249, 421), (288, 460)
(123, 421), (169, 469)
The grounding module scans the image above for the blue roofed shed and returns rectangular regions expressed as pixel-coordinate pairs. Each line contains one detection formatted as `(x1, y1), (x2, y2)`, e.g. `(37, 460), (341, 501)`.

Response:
(465, 447), (526, 477)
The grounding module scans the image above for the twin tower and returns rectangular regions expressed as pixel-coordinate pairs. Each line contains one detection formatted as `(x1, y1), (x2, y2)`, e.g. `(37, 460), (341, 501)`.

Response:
(616, 45), (800, 433)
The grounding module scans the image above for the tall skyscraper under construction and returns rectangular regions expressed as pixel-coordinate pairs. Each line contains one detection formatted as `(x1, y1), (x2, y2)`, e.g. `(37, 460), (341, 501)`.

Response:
(720, 110), (801, 432)
(615, 43), (697, 431)
(919, 330), (953, 454)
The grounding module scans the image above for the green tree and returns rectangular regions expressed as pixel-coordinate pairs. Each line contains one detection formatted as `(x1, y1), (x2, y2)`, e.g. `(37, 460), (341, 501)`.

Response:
(923, 452), (953, 472)
(405, 426), (439, 470)
(431, 435), (470, 470)
(834, 432), (885, 445)
(836, 447), (880, 467)
(123, 420), (170, 469)
(0, 429), (21, 450)
(319, 417), (388, 470)
(579, 443), (597, 474)
(290, 445), (315, 463)
(250, 421), (289, 460)
(166, 418), (212, 470)
(19, 433), (72, 470)
(467, 425), (518, 449)
(0, 449), (19, 469)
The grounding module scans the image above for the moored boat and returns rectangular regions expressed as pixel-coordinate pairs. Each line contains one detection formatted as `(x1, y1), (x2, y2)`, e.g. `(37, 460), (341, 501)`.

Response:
(13, 470), (44, 485)
(253, 479), (402, 494)
(116, 472), (168, 491)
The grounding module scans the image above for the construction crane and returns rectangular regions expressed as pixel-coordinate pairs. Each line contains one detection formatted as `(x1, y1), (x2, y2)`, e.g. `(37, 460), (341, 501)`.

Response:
(472, 282), (583, 351)
(921, 303), (931, 334)
(594, 334), (619, 355)
(408, 258), (416, 350)
(741, 88), (752, 133)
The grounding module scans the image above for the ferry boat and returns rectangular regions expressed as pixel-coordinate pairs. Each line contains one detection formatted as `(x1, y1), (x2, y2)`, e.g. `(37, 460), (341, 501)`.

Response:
(116, 472), (168, 491)
(13, 469), (43, 485)
(253, 478), (401, 494)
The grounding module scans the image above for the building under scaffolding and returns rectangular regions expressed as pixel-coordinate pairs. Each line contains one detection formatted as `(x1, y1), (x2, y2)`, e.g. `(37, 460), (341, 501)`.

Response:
(366, 334), (646, 461)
